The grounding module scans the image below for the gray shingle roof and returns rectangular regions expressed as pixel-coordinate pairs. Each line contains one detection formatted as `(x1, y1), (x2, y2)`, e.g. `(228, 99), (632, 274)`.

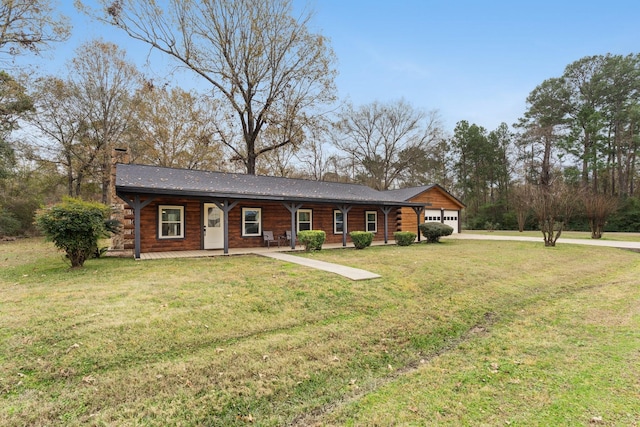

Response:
(115, 164), (425, 206)
(383, 184), (466, 208)
(382, 185), (436, 201)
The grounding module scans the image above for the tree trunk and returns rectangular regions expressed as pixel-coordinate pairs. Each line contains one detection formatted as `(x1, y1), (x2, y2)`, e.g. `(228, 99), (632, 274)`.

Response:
(581, 131), (590, 188)
(246, 151), (256, 175)
(590, 219), (604, 239)
(66, 155), (74, 197)
(540, 132), (553, 186)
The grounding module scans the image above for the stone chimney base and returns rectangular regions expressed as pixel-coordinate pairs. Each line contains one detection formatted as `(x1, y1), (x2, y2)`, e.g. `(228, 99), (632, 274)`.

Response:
(110, 148), (132, 253)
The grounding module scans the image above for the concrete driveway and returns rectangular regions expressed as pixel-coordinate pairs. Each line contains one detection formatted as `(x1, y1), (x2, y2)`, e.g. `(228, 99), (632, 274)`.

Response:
(449, 233), (640, 250)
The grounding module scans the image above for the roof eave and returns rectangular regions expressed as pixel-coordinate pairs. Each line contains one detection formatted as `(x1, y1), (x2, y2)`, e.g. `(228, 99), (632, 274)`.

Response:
(116, 185), (426, 207)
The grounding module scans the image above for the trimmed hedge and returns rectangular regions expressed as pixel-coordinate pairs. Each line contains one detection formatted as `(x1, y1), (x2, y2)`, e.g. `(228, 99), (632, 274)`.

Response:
(350, 231), (374, 249)
(297, 230), (326, 251)
(393, 231), (416, 246)
(418, 222), (453, 243)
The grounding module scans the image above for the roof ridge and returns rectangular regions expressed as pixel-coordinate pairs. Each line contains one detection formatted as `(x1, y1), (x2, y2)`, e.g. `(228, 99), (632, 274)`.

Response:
(119, 163), (396, 194)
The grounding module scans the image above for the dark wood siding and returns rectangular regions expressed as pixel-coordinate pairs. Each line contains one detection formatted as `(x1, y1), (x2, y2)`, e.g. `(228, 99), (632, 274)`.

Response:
(135, 197), (399, 253)
(139, 198), (203, 253)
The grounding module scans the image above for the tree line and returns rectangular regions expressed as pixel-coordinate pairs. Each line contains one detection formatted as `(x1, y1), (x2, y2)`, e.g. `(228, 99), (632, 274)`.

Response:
(1, 0), (639, 238)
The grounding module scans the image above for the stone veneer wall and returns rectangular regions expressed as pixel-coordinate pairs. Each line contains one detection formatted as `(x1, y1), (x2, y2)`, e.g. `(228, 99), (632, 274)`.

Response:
(109, 148), (132, 254)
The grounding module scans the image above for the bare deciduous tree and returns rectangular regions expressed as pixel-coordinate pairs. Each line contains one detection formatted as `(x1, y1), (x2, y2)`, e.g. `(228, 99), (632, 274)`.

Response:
(333, 100), (443, 190)
(27, 40), (140, 201)
(295, 133), (338, 181)
(583, 191), (618, 239)
(0, 0), (70, 58)
(70, 40), (141, 203)
(0, 71), (32, 177)
(27, 76), (87, 196)
(133, 83), (225, 171)
(0, 0), (68, 184)
(80, 0), (337, 175)
(530, 180), (579, 246)
(511, 183), (532, 232)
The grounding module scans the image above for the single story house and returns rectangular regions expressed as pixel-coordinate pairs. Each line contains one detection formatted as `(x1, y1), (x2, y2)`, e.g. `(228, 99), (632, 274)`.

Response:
(111, 158), (465, 259)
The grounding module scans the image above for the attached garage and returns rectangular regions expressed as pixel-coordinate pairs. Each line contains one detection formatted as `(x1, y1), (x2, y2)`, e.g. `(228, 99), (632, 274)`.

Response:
(424, 209), (460, 234)
(385, 185), (465, 235)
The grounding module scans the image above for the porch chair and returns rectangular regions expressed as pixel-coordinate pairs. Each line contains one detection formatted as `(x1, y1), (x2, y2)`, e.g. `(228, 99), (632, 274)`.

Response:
(281, 230), (295, 247)
(263, 231), (279, 248)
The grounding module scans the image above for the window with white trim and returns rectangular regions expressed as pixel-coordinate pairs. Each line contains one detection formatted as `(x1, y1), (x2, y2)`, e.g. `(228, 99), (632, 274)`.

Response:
(365, 210), (377, 233)
(242, 207), (262, 236)
(159, 205), (184, 239)
(297, 209), (312, 232)
(333, 210), (344, 234)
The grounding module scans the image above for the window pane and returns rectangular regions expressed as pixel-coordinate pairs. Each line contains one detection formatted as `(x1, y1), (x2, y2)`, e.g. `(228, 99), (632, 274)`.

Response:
(162, 223), (181, 237)
(367, 223), (375, 232)
(335, 212), (343, 222)
(208, 208), (221, 228)
(299, 222), (311, 231)
(245, 223), (259, 235)
(336, 222), (343, 232)
(245, 210), (259, 222)
(299, 211), (310, 222)
(367, 213), (376, 222)
(162, 208), (181, 222)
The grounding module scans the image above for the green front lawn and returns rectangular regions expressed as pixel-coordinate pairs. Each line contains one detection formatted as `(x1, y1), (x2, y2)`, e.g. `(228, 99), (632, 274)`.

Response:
(1, 238), (639, 426)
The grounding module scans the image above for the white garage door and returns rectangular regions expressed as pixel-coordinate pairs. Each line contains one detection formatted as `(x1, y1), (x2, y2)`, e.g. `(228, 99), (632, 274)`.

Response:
(424, 209), (459, 234)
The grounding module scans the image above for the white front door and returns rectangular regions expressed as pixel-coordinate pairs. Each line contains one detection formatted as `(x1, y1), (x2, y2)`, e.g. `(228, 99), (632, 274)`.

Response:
(204, 203), (224, 249)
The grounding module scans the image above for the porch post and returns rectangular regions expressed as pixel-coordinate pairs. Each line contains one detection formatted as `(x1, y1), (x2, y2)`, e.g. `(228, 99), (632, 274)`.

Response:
(336, 205), (352, 247)
(381, 206), (394, 244)
(412, 206), (425, 242)
(117, 193), (155, 259)
(283, 202), (304, 249)
(213, 200), (238, 255)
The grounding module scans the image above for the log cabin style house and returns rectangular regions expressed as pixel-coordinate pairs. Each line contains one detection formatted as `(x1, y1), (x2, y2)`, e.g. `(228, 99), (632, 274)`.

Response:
(111, 155), (465, 259)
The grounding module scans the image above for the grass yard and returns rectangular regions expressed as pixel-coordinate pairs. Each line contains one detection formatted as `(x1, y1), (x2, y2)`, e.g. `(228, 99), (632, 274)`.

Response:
(1, 238), (639, 426)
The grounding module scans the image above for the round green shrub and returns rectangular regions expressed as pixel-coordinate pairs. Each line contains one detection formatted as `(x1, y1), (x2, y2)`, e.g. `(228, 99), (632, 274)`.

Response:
(418, 222), (454, 243)
(297, 230), (326, 251)
(35, 197), (118, 268)
(393, 231), (416, 246)
(349, 231), (374, 249)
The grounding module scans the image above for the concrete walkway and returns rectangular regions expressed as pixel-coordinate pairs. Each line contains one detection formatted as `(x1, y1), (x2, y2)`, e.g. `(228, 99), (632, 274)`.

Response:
(137, 241), (386, 281)
(449, 233), (640, 250)
(259, 251), (381, 281)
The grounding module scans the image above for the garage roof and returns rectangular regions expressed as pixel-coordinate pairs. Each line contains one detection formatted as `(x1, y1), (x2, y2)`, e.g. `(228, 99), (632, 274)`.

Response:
(383, 184), (466, 208)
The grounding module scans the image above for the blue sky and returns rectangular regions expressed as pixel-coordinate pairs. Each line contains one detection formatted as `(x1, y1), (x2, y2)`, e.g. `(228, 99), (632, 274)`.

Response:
(18, 0), (640, 132)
